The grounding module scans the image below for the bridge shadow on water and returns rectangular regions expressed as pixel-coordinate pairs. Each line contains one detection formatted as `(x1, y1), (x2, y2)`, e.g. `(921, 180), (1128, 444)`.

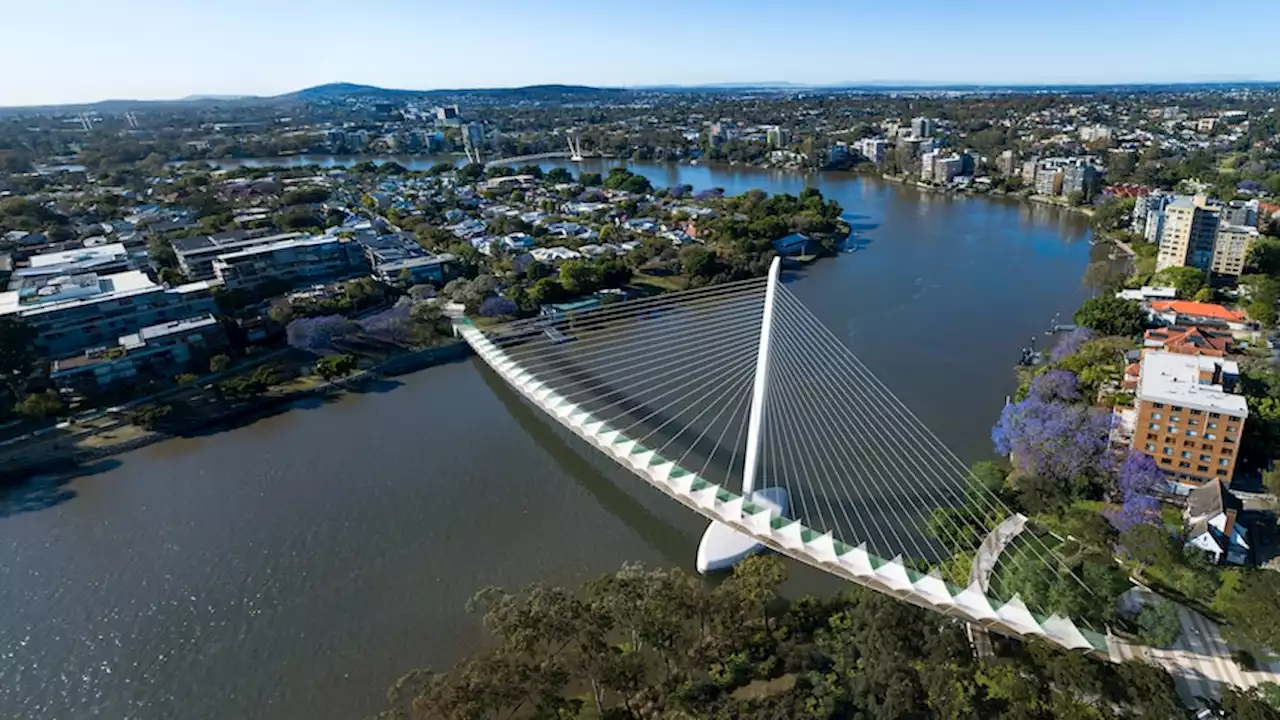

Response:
(476, 361), (697, 570)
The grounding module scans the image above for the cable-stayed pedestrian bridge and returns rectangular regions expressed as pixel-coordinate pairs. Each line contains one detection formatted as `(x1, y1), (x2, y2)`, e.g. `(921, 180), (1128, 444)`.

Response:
(456, 258), (1106, 654)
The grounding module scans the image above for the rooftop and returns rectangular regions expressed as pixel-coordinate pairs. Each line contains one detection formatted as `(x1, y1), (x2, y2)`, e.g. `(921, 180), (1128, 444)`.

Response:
(120, 314), (220, 350)
(172, 231), (306, 257)
(1137, 350), (1248, 416)
(1148, 300), (1246, 323)
(28, 242), (128, 268)
(214, 235), (344, 262)
(0, 269), (159, 317)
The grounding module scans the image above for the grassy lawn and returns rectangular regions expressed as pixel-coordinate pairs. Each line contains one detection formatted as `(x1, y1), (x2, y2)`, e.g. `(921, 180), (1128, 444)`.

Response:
(631, 272), (688, 293)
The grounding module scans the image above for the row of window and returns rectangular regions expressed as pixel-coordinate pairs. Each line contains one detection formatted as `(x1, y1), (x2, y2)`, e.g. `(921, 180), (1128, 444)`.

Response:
(1143, 433), (1234, 456)
(1149, 412), (1237, 432)
(1157, 455), (1230, 477)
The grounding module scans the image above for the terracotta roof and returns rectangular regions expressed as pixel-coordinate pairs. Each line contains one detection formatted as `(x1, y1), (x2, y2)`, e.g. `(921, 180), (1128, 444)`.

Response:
(1148, 300), (1245, 323)
(1144, 326), (1233, 356)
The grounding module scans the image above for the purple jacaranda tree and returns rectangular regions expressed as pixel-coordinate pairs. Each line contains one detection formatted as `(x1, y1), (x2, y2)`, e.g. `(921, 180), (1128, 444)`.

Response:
(359, 305), (412, 345)
(1117, 451), (1167, 500)
(478, 296), (518, 318)
(1108, 495), (1163, 532)
(1028, 369), (1083, 404)
(1050, 327), (1093, 363)
(286, 315), (358, 354)
(992, 395), (1112, 484)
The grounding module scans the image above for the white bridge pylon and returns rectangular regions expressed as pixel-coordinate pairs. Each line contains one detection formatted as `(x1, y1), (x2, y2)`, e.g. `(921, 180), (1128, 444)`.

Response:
(453, 258), (1106, 656)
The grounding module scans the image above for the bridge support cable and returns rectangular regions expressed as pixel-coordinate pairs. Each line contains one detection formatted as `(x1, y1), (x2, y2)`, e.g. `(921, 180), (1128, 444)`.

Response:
(769, 288), (1052, 578)
(770, 283), (1087, 604)
(498, 295), (766, 367)
(455, 298), (1111, 653)
(497, 276), (767, 336)
(767, 293), (990, 561)
(765, 314), (938, 562)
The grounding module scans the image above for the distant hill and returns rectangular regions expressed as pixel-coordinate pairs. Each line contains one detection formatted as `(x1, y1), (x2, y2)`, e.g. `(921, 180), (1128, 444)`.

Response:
(277, 82), (628, 102)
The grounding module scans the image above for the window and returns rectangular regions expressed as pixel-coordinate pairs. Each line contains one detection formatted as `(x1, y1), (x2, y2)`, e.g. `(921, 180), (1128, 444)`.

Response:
(1210, 411), (1221, 418)
(1151, 412), (1162, 420)
(1200, 454), (1212, 462)
(1170, 416), (1182, 423)
(1146, 443), (1157, 452)
(1163, 447), (1173, 455)
(1189, 419), (1200, 427)
(1191, 409), (1203, 416)
(1168, 426), (1178, 434)
(1198, 465), (1210, 473)
(1155, 403), (1166, 409)
(1179, 461), (1191, 468)
(1217, 469), (1228, 476)
(1208, 422), (1218, 430)
(1181, 451), (1192, 459)
(1220, 458), (1230, 466)
(1225, 436), (1236, 444)
(1206, 433), (1217, 441)
(1221, 447), (1233, 456)
(1161, 458), (1172, 465)
(1186, 430), (1198, 438)
(1148, 423), (1160, 430)
(1183, 439), (1197, 447)
(1147, 433), (1158, 441)
(1202, 443), (1215, 451)
(1172, 405), (1184, 412)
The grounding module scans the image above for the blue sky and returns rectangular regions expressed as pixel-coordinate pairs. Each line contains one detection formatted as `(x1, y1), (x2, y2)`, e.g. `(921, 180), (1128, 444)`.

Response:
(4, 0), (1280, 106)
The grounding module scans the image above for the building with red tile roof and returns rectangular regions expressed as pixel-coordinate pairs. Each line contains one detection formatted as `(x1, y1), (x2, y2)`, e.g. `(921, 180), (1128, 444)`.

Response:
(1144, 326), (1234, 357)
(1147, 300), (1248, 329)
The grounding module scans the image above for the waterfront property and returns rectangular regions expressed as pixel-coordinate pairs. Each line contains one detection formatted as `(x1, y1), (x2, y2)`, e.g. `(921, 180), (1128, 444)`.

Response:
(49, 314), (227, 389)
(1131, 349), (1248, 489)
(0, 269), (218, 358)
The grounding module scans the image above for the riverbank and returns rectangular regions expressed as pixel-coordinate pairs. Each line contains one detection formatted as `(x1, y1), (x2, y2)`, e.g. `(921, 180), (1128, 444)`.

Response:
(880, 173), (1097, 218)
(0, 342), (473, 483)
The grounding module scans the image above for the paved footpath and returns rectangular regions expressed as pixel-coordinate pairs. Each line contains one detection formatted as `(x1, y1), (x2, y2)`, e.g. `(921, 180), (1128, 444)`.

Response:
(1109, 594), (1280, 708)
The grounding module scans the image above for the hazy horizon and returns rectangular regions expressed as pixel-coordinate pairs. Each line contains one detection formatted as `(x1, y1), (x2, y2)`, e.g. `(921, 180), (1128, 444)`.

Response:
(4, 0), (1280, 107)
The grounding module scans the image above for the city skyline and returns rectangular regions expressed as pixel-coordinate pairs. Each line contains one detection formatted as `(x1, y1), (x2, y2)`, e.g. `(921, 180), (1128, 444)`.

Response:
(5, 0), (1280, 107)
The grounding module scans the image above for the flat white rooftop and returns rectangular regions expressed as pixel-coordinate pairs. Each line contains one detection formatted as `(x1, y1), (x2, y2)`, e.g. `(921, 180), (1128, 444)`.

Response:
(0, 270), (159, 317)
(28, 242), (128, 268)
(1138, 350), (1248, 416)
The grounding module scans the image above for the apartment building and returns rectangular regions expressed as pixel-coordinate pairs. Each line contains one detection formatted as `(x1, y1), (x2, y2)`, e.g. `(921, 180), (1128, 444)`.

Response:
(172, 231), (309, 281)
(1211, 224), (1259, 277)
(1132, 350), (1248, 488)
(0, 270), (218, 358)
(1156, 195), (1221, 272)
(212, 235), (368, 291)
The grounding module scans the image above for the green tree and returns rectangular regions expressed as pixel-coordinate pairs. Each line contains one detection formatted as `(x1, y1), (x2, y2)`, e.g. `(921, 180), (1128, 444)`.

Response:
(1153, 266), (1207, 299)
(0, 316), (36, 401)
(578, 172), (603, 187)
(128, 403), (173, 430)
(1073, 294), (1146, 336)
(17, 389), (65, 420)
(558, 260), (601, 296)
(427, 162), (454, 176)
(1135, 599), (1182, 647)
(1215, 569), (1280, 654)
(315, 354), (358, 380)
(730, 555), (787, 631)
(1193, 287), (1215, 303)
(679, 245), (718, 280)
(1264, 465), (1280, 496)
(544, 167), (573, 184)
(209, 354), (231, 374)
(456, 163), (485, 183)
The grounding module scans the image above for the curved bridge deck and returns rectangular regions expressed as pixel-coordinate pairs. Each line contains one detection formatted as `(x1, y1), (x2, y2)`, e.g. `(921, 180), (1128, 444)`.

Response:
(456, 317), (1108, 656)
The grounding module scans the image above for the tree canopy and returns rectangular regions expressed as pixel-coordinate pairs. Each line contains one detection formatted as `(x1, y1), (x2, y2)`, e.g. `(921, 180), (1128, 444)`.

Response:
(1073, 295), (1146, 337)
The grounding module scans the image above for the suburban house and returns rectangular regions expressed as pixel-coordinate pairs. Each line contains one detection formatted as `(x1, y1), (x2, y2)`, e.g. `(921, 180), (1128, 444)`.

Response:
(1183, 478), (1250, 565)
(1145, 300), (1249, 332)
(1143, 326), (1234, 357)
